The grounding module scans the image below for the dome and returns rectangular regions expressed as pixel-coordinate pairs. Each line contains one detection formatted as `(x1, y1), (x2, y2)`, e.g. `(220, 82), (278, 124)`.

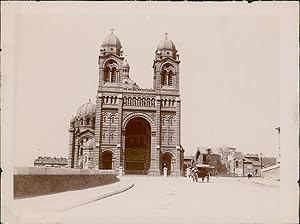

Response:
(101, 30), (122, 48)
(157, 33), (176, 51)
(122, 78), (139, 89)
(76, 99), (96, 119)
(123, 59), (130, 68)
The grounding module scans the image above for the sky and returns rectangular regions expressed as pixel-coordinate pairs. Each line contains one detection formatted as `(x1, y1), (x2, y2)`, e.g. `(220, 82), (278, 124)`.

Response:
(3, 2), (282, 166)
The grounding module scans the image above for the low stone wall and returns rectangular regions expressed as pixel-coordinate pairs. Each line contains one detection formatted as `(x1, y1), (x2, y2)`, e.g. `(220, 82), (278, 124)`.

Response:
(14, 167), (118, 199)
(261, 164), (280, 181)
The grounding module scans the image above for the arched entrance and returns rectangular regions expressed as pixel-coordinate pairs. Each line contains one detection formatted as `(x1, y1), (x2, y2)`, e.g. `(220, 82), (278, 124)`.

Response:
(102, 151), (113, 169)
(161, 152), (173, 176)
(124, 117), (151, 175)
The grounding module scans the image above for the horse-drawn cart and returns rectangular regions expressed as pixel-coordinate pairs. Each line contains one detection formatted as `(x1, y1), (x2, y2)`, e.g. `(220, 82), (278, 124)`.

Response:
(196, 164), (214, 182)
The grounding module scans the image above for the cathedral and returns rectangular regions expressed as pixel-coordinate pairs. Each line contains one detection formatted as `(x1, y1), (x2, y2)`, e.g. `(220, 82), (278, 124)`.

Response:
(67, 30), (184, 176)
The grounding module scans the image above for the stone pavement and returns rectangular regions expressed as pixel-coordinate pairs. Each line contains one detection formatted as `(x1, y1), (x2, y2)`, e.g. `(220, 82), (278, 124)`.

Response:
(237, 177), (280, 187)
(14, 176), (282, 224)
(13, 178), (134, 223)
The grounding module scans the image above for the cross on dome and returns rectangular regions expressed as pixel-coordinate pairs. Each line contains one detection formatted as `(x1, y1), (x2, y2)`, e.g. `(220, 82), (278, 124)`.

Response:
(110, 28), (114, 34)
(164, 32), (168, 38)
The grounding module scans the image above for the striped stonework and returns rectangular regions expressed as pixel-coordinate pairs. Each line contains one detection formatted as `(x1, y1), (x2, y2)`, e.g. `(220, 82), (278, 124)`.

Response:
(68, 32), (184, 176)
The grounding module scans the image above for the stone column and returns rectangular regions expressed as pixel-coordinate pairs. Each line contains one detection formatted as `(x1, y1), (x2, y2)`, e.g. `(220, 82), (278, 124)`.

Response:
(155, 70), (161, 90)
(94, 94), (102, 169)
(115, 94), (123, 171)
(74, 138), (80, 168)
(174, 96), (182, 176)
(148, 96), (161, 175)
(67, 125), (75, 168)
(99, 68), (104, 86)
(121, 131), (126, 169)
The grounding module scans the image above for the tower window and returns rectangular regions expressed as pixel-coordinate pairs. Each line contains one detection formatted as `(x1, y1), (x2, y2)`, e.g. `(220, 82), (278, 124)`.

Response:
(168, 75), (172, 86)
(111, 68), (116, 83)
(104, 68), (110, 82)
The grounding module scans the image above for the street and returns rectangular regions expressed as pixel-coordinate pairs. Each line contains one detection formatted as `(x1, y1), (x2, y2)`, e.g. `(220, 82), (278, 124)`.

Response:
(19, 176), (280, 224)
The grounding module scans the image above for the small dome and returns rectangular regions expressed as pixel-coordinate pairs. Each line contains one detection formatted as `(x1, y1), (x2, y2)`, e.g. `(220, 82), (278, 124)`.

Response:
(122, 78), (139, 89)
(76, 99), (96, 119)
(157, 33), (176, 51)
(101, 30), (122, 48)
(123, 59), (130, 68)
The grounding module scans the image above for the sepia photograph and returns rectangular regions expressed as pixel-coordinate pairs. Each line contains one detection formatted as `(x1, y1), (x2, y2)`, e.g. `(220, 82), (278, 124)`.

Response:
(1, 1), (299, 224)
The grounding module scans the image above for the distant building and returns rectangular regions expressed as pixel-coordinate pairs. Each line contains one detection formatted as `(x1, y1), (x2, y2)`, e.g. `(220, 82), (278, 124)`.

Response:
(243, 154), (262, 176)
(262, 157), (277, 168)
(33, 156), (68, 168)
(193, 147), (226, 173)
(234, 152), (244, 176)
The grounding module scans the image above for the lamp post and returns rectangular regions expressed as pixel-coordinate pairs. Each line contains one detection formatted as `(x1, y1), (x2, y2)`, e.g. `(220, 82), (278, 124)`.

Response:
(275, 127), (280, 164)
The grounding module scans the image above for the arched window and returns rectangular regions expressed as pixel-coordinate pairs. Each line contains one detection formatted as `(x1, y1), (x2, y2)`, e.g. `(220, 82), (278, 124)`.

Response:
(169, 135), (173, 142)
(161, 70), (167, 86)
(168, 71), (173, 86)
(236, 161), (239, 168)
(151, 98), (155, 107)
(111, 117), (115, 123)
(80, 148), (83, 155)
(103, 116), (106, 123)
(102, 132), (106, 139)
(104, 67), (110, 82)
(86, 118), (90, 125)
(111, 67), (117, 83)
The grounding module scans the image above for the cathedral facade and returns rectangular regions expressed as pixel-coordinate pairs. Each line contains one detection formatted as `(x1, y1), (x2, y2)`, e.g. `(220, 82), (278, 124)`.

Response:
(67, 30), (184, 176)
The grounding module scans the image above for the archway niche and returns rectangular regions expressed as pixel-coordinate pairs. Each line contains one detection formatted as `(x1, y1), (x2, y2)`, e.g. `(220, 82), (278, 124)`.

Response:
(102, 151), (113, 169)
(124, 117), (151, 175)
(161, 152), (173, 176)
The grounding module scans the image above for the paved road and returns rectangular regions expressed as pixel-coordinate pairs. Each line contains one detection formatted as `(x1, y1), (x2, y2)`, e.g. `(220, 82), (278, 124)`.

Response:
(21, 177), (280, 224)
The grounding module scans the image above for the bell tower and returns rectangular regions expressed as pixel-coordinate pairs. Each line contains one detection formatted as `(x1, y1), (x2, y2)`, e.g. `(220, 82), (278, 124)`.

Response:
(98, 29), (128, 88)
(153, 33), (180, 92)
